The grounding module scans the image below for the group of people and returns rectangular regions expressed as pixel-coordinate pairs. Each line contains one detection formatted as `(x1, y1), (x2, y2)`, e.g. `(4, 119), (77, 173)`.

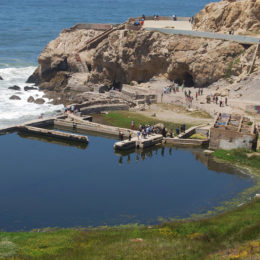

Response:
(153, 14), (159, 21)
(118, 121), (188, 142)
(206, 95), (228, 107)
(64, 105), (80, 114)
(137, 124), (156, 139)
(134, 14), (145, 26)
(184, 88), (203, 99)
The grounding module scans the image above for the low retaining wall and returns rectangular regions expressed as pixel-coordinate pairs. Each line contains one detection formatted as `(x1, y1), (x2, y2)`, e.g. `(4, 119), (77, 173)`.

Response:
(54, 119), (135, 137)
(80, 104), (129, 115)
(70, 23), (113, 31)
(0, 125), (18, 134)
(165, 138), (209, 147)
(18, 125), (88, 143)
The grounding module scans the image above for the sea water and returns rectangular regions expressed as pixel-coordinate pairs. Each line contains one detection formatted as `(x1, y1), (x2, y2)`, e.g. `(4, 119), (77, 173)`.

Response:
(0, 0), (211, 127)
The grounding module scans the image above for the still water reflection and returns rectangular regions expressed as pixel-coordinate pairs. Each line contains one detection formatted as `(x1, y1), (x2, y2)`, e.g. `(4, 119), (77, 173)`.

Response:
(0, 132), (254, 231)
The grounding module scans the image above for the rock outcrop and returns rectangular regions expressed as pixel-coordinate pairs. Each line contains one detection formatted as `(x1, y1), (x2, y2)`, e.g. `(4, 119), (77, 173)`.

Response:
(28, 15), (260, 105)
(27, 96), (35, 103)
(8, 85), (21, 91)
(35, 98), (45, 104)
(193, 0), (260, 34)
(24, 86), (38, 91)
(9, 95), (21, 100)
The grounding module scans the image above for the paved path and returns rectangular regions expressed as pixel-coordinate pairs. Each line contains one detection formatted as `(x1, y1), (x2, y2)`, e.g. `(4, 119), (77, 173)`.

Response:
(145, 27), (260, 45)
(143, 20), (192, 30)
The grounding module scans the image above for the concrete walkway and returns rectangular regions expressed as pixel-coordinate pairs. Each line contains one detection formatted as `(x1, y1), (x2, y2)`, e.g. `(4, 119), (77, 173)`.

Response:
(145, 27), (260, 45)
(143, 20), (192, 30)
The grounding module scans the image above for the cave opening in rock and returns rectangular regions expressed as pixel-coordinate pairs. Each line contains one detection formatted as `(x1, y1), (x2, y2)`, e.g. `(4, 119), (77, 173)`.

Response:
(174, 72), (194, 87)
(183, 72), (194, 87)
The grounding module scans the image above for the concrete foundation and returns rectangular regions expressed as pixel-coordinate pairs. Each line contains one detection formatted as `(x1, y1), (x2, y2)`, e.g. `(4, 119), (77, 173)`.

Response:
(114, 134), (163, 150)
(209, 113), (257, 150)
(18, 125), (88, 144)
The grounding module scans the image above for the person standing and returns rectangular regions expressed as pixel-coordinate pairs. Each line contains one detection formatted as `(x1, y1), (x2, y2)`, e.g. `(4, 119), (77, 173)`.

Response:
(169, 129), (173, 138)
(131, 120), (135, 130)
(176, 127), (180, 136)
(119, 131), (124, 141)
(128, 131), (132, 141)
(137, 130), (141, 140)
(225, 97), (228, 106)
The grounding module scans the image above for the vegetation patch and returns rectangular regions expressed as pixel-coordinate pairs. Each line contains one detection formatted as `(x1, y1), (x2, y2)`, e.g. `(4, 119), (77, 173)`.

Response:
(102, 111), (193, 132)
(189, 133), (207, 140)
(0, 199), (259, 259)
(213, 149), (260, 169)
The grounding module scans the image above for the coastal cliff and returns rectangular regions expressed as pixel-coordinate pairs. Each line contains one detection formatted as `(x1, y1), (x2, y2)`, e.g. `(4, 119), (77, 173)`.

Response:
(27, 0), (260, 105)
(193, 0), (260, 34)
(28, 27), (249, 103)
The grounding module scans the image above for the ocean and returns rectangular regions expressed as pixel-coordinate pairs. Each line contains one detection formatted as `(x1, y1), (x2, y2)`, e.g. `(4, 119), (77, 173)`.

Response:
(0, 0), (211, 127)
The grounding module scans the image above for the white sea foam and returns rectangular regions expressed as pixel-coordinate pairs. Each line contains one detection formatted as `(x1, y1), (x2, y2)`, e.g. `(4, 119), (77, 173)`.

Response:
(0, 66), (64, 128)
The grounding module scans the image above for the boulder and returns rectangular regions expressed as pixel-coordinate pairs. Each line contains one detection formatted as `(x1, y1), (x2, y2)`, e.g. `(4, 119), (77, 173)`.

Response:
(35, 98), (45, 104)
(27, 96), (35, 103)
(9, 95), (21, 100)
(8, 85), (21, 91)
(0, 76), (3, 80)
(24, 86), (38, 91)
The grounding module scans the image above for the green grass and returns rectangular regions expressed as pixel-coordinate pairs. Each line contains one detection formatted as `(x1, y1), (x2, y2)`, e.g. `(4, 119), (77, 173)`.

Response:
(213, 149), (260, 169)
(102, 111), (193, 133)
(189, 133), (207, 140)
(0, 199), (259, 259)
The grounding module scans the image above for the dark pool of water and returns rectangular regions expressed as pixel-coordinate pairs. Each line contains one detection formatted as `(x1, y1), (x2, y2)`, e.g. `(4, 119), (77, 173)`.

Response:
(0, 132), (254, 231)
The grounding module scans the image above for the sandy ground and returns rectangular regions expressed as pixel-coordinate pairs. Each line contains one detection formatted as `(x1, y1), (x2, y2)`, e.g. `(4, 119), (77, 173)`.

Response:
(126, 78), (260, 126)
(143, 20), (192, 30)
(137, 103), (213, 126)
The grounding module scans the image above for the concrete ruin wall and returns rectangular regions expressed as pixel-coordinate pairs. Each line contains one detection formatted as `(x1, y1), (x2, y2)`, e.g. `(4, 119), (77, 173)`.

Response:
(70, 23), (113, 31)
(209, 127), (256, 150)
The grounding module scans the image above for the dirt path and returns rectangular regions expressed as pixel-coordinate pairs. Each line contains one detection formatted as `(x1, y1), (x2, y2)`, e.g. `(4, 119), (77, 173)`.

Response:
(137, 103), (213, 126)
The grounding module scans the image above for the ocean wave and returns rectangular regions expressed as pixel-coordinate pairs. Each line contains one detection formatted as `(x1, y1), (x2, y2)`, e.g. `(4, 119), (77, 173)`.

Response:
(0, 66), (63, 128)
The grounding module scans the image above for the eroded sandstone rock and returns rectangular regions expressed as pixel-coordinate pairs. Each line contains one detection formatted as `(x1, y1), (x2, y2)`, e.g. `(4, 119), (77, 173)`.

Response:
(193, 0), (260, 34)
(28, 23), (250, 104)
